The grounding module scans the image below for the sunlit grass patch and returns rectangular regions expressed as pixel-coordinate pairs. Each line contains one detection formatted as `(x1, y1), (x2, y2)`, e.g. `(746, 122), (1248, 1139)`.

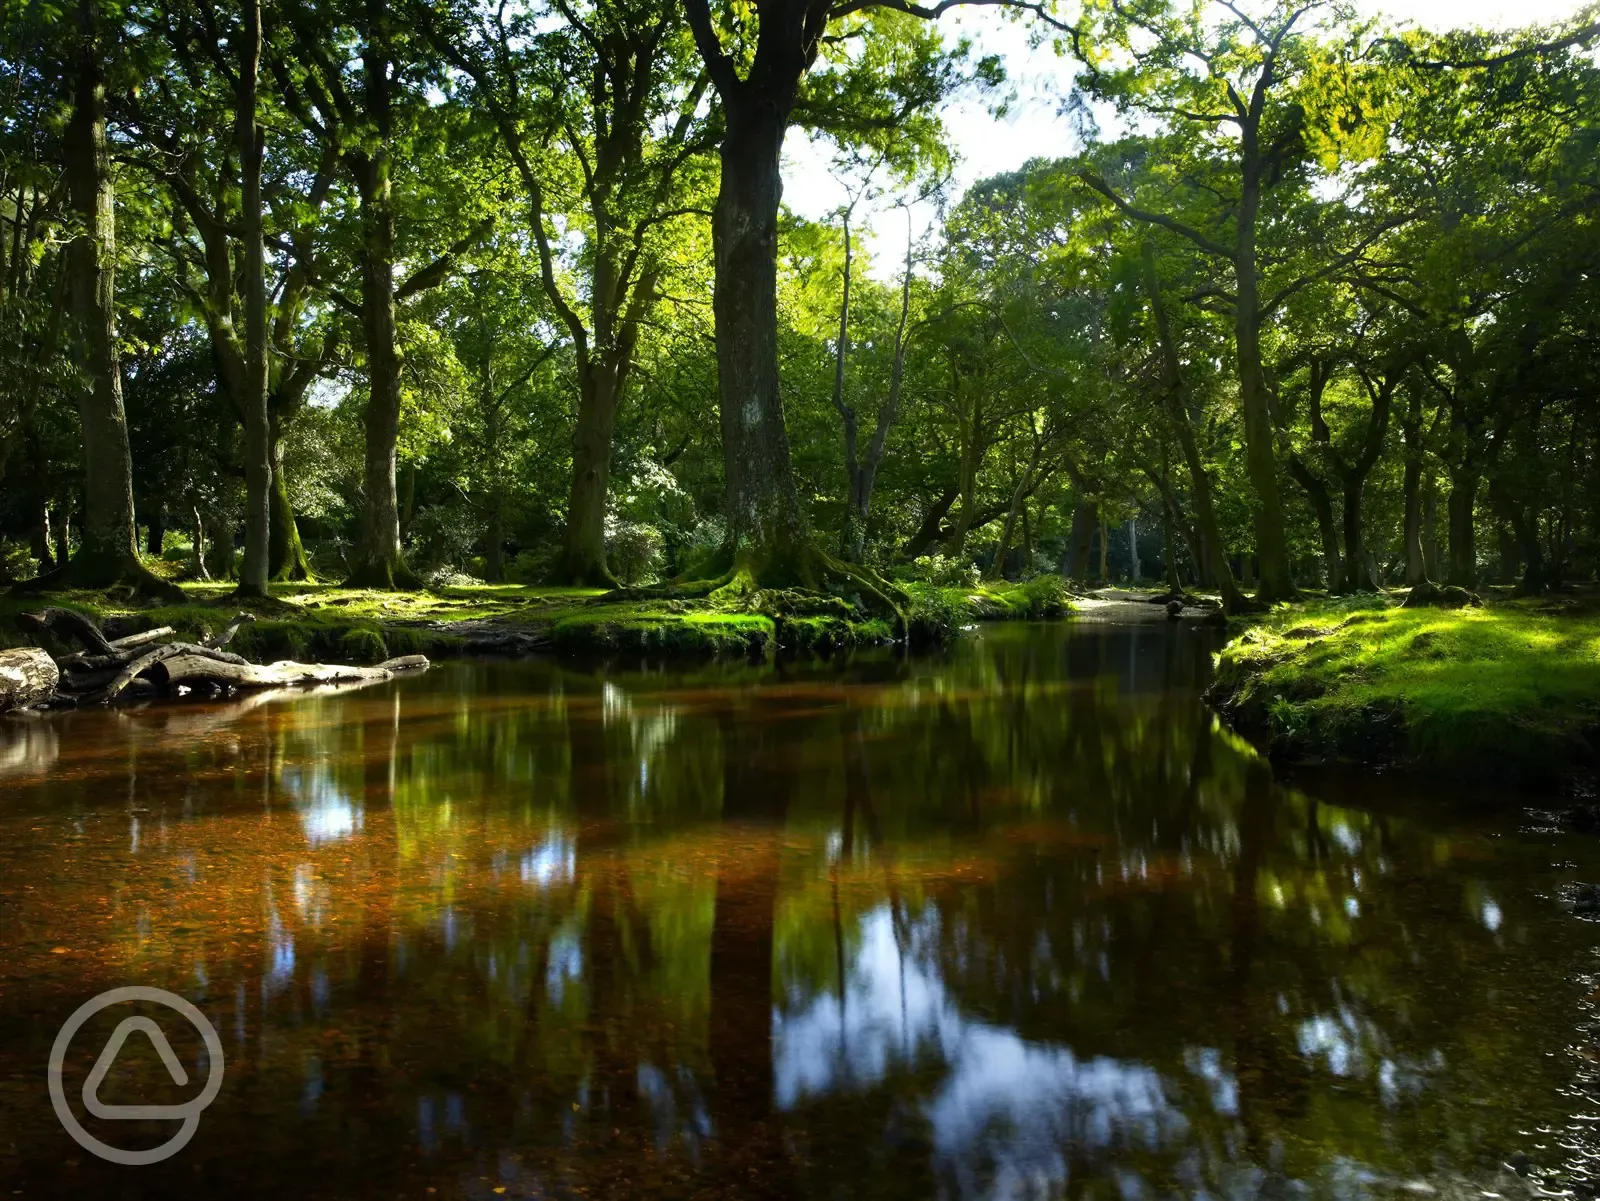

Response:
(1211, 599), (1600, 781)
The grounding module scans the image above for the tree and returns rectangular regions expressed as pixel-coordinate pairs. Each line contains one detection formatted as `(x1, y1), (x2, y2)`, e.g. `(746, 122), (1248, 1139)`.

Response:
(418, 0), (717, 586)
(681, 0), (1002, 592)
(40, 0), (180, 596)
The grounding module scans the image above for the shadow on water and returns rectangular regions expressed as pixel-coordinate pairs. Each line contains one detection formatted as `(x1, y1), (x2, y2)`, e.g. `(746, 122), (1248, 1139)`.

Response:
(2, 621), (1600, 1198)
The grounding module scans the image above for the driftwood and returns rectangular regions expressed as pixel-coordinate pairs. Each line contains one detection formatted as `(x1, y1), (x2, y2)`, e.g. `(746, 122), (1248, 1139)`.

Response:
(99, 642), (250, 703)
(17, 608), (117, 655)
(0, 648), (59, 712)
(11, 609), (429, 709)
(110, 625), (176, 650)
(160, 654), (427, 694)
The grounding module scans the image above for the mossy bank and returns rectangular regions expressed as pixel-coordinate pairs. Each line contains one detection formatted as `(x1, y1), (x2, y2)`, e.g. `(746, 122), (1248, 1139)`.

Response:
(1207, 594), (1600, 786)
(0, 575), (1077, 666)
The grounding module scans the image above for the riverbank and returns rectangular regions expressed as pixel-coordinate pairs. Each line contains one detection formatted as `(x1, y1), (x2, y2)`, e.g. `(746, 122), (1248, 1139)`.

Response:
(0, 574), (1077, 667)
(1207, 592), (1600, 786)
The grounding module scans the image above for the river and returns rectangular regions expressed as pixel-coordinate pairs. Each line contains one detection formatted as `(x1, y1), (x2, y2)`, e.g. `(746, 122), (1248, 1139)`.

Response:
(2, 621), (1598, 1198)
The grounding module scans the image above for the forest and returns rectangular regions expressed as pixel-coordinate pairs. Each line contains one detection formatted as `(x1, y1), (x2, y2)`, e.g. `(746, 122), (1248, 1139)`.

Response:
(3, 0), (1600, 750)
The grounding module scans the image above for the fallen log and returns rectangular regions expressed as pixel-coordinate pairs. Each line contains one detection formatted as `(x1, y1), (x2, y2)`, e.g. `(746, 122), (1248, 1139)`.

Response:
(158, 653), (428, 694)
(0, 648), (60, 713)
(111, 625), (176, 651)
(99, 642), (250, 703)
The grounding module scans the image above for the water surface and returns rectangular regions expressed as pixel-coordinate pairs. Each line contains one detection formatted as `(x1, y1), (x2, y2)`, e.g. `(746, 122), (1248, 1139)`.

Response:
(2, 622), (1599, 1199)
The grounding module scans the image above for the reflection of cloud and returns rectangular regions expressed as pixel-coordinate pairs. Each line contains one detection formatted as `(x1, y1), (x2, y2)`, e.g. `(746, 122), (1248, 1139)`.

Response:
(522, 835), (575, 887)
(284, 765), (360, 844)
(777, 907), (1184, 1195)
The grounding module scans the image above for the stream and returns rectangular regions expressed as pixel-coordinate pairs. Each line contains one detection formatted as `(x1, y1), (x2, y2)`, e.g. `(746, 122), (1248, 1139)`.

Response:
(2, 620), (1599, 1198)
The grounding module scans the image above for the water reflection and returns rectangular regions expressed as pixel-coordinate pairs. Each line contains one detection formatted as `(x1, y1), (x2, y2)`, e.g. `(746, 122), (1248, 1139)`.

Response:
(0, 622), (1596, 1199)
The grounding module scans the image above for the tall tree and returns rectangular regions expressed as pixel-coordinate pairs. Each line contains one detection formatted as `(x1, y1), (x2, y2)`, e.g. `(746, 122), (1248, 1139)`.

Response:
(47, 0), (179, 596)
(419, 0), (716, 586)
(681, 0), (1004, 590)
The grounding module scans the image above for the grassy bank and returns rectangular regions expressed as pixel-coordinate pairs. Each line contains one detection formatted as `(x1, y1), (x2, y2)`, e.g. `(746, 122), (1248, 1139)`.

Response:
(0, 574), (1077, 664)
(1208, 595), (1600, 784)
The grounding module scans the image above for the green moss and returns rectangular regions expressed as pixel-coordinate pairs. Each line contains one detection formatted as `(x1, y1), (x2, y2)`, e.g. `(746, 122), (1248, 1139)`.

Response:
(337, 627), (389, 664)
(1209, 599), (1600, 782)
(551, 608), (773, 657)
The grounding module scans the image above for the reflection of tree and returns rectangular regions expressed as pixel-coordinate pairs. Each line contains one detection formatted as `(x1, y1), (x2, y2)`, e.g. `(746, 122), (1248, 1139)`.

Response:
(2, 642), (1598, 1196)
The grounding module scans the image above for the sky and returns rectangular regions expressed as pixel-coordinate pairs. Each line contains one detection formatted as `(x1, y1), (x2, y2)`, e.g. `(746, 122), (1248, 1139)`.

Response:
(780, 0), (1594, 277)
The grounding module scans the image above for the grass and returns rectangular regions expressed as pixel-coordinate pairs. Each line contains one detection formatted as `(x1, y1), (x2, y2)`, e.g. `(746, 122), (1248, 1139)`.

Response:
(1209, 594), (1600, 783)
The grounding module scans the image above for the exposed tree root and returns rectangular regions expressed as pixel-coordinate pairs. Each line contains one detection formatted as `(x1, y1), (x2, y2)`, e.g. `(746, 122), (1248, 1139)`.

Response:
(12, 556), (186, 602)
(1402, 580), (1483, 609)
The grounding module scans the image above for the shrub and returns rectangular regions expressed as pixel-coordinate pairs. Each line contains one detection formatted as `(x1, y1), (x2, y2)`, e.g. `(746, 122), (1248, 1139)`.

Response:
(908, 553), (981, 589)
(607, 520), (665, 586)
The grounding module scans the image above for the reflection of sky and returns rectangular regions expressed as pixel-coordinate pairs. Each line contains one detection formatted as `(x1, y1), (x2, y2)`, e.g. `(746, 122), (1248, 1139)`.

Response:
(776, 907), (1186, 1194)
(522, 835), (575, 887)
(284, 765), (360, 844)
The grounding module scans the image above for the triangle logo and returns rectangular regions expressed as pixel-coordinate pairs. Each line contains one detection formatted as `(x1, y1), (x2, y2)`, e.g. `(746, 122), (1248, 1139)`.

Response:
(82, 1016), (193, 1120)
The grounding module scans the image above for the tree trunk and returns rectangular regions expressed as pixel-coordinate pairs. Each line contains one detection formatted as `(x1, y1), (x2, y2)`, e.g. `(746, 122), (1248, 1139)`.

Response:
(1289, 459), (1342, 591)
(1341, 476), (1378, 591)
(902, 487), (957, 560)
(1231, 167), (1296, 604)
(484, 497), (505, 583)
(1445, 471), (1477, 587)
(145, 511), (165, 556)
(1160, 497), (1182, 591)
(55, 507), (72, 568)
(1063, 497), (1098, 583)
(1126, 518), (1140, 583)
(554, 362), (621, 586)
(32, 499), (54, 571)
(191, 505), (210, 581)
(1422, 481), (1440, 581)
(1140, 242), (1247, 612)
(346, 8), (413, 590)
(60, 9), (145, 588)
(710, 101), (810, 579)
(841, 212), (914, 565)
(205, 512), (235, 580)
(267, 419), (312, 580)
(1401, 389), (1428, 586)
(236, 0), (271, 599)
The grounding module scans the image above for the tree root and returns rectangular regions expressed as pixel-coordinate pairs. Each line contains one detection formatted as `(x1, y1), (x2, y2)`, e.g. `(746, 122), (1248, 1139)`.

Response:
(1403, 580), (1482, 609)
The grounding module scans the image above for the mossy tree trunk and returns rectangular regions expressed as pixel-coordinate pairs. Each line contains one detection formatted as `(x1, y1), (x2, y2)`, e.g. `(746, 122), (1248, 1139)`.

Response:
(268, 418), (311, 581)
(345, 3), (415, 591)
(1445, 469), (1478, 588)
(692, 47), (813, 582)
(1335, 364), (1397, 593)
(235, 0), (272, 600)
(56, 5), (180, 600)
